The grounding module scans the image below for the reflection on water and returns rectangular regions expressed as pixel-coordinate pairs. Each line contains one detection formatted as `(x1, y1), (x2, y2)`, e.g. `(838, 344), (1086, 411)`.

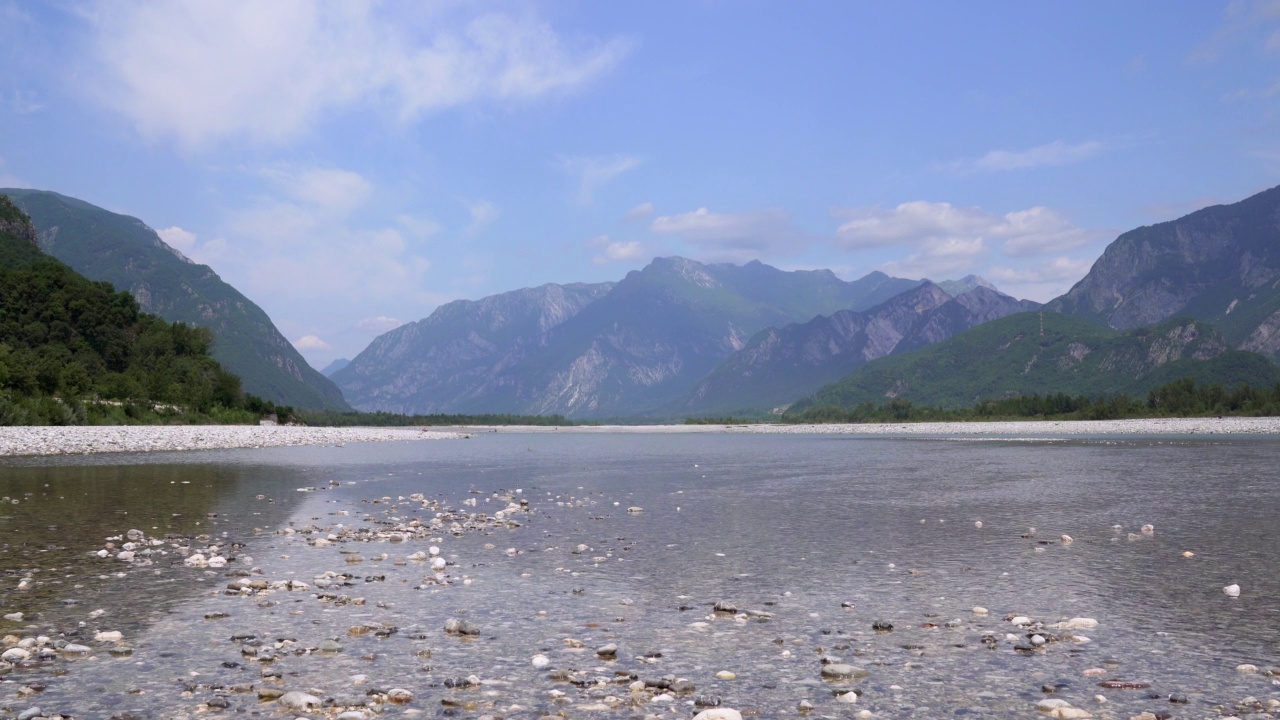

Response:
(0, 433), (1278, 719)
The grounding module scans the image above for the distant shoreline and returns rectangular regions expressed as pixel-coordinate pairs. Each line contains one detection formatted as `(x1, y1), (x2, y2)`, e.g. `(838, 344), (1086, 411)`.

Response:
(2, 416), (1277, 459)
(454, 416), (1280, 436)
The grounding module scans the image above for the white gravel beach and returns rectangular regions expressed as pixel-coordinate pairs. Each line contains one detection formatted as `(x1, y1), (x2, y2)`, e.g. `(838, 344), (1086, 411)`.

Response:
(470, 416), (1280, 437)
(2, 416), (1278, 458)
(0, 425), (466, 457)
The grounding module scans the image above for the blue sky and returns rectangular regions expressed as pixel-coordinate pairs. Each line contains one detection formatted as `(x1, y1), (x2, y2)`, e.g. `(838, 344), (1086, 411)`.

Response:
(2, 1), (1278, 367)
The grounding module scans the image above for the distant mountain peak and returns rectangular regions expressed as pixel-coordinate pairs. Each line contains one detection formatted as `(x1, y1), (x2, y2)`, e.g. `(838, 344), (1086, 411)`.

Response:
(646, 255), (722, 288)
(320, 358), (350, 377)
(935, 274), (997, 297)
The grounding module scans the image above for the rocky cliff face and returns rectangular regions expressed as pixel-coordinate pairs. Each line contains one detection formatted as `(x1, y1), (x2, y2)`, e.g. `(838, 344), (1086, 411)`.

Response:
(332, 282), (615, 414)
(682, 283), (1039, 414)
(0, 196), (39, 249)
(1048, 184), (1280, 358)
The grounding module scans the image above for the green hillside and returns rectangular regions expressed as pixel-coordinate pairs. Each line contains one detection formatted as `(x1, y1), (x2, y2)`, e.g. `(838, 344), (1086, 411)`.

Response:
(791, 312), (1280, 412)
(0, 197), (267, 424)
(1, 189), (349, 411)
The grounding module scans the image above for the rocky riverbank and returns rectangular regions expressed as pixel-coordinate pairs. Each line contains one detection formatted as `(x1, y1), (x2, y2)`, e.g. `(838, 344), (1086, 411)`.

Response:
(0, 426), (465, 457)
(464, 416), (1280, 436)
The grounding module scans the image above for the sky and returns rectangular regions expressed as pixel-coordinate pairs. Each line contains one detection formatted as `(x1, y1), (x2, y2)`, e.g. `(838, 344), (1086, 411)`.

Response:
(2, 1), (1279, 368)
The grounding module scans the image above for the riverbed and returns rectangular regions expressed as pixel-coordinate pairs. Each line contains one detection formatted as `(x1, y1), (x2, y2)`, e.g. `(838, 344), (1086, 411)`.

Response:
(0, 430), (1276, 719)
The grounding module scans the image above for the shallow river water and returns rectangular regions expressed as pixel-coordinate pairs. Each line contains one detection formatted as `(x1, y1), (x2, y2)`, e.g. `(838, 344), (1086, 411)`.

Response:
(0, 431), (1278, 720)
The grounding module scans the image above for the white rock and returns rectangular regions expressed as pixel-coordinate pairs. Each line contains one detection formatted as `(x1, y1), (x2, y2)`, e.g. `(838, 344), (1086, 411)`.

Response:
(1224, 583), (1241, 597)
(531, 654), (550, 669)
(1060, 534), (1073, 544)
(431, 557), (447, 571)
(94, 630), (123, 642)
(1010, 616), (1032, 626)
(692, 710), (744, 720)
(1052, 708), (1092, 719)
(183, 553), (207, 567)
(62, 643), (91, 655)
(1056, 617), (1099, 629)
(2, 612), (22, 621)
(387, 688), (413, 703)
(116, 551), (135, 562)
(207, 555), (227, 568)
(836, 692), (859, 704)
(1036, 699), (1071, 711)
(972, 606), (989, 616)
(278, 690), (322, 711)
(1237, 663), (1258, 673)
(1, 647), (30, 661)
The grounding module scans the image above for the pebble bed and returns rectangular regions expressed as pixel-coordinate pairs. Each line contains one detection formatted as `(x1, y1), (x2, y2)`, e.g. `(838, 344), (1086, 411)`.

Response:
(0, 423), (1278, 719)
(468, 417), (1280, 436)
(0, 426), (466, 457)
(3, 467), (1279, 720)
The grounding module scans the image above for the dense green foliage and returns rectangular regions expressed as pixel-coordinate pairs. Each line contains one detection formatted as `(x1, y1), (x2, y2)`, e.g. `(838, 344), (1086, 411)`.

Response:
(297, 410), (580, 427)
(787, 377), (1280, 423)
(2, 189), (349, 410)
(0, 204), (293, 425)
(792, 312), (1280, 412)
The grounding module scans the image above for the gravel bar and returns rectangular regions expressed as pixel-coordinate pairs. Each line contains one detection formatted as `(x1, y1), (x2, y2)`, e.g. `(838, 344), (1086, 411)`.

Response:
(466, 416), (1280, 436)
(0, 425), (466, 457)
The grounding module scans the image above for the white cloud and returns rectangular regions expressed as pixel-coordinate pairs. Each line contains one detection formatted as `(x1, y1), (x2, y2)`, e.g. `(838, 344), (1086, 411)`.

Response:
(987, 257), (1096, 301)
(650, 207), (805, 263)
(83, 2), (636, 149)
(624, 201), (654, 221)
(881, 237), (988, 281)
(293, 334), (330, 350)
(556, 154), (641, 204)
(220, 164), (436, 309)
(833, 201), (1096, 257)
(1190, 0), (1280, 64)
(259, 165), (373, 215)
(397, 214), (441, 239)
(947, 140), (1104, 173)
(355, 315), (403, 333)
(586, 234), (646, 265)
(464, 200), (499, 234)
(156, 225), (196, 252)
(155, 225), (227, 264)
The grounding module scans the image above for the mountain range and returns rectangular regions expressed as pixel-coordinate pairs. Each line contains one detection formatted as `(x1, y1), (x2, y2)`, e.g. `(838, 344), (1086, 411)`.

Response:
(1, 189), (348, 411)
(680, 281), (1039, 414)
(333, 258), (927, 416)
(6, 181), (1280, 420)
(792, 313), (1280, 412)
(790, 185), (1280, 413)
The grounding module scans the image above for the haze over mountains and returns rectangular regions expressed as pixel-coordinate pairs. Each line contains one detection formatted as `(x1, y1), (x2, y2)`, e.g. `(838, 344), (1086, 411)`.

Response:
(5, 182), (1280, 420)
(336, 183), (1280, 418)
(332, 258), (927, 417)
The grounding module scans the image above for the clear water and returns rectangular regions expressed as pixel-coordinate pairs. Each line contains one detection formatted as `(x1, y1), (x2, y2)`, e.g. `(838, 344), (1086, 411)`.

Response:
(0, 432), (1277, 719)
